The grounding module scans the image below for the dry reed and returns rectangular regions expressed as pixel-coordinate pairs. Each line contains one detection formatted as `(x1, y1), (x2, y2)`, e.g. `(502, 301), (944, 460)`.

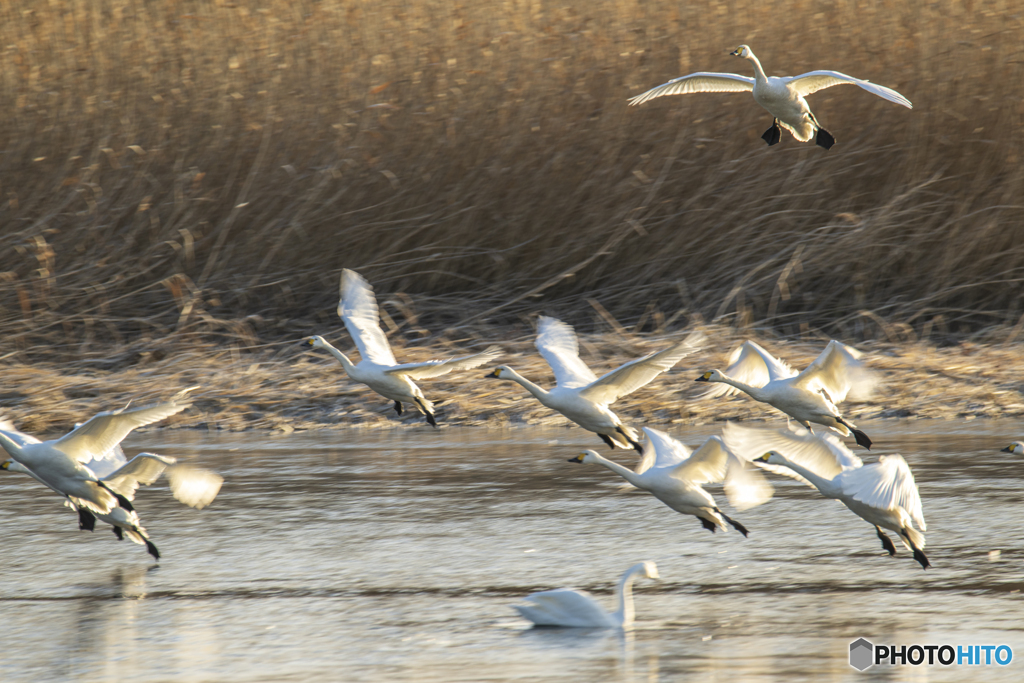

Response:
(0, 0), (1023, 365)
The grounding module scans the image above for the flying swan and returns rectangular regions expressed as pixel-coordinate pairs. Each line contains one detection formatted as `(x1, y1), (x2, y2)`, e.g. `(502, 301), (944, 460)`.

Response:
(696, 339), (876, 449)
(487, 317), (703, 451)
(512, 561), (659, 628)
(568, 427), (770, 535)
(722, 421), (929, 569)
(628, 45), (912, 149)
(304, 269), (501, 426)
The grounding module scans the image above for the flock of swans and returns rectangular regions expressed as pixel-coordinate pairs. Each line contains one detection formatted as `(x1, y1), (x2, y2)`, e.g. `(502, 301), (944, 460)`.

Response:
(0, 47), (1000, 630)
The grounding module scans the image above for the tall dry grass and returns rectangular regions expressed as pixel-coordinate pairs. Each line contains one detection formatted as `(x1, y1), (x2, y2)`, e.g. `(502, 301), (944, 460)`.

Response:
(1, 0), (1023, 362)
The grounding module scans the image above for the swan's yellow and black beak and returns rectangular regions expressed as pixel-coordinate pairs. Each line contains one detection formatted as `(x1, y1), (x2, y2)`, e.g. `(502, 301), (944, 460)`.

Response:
(567, 452), (585, 464)
(754, 452), (771, 463)
(300, 338), (313, 347)
(695, 371), (712, 382)
(486, 368), (502, 379)
(1001, 444), (1015, 453)
(0, 461), (10, 470)
(730, 48), (740, 56)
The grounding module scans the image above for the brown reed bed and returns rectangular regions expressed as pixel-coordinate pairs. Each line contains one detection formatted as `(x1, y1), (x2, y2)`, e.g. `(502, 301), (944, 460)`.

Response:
(0, 0), (1022, 363)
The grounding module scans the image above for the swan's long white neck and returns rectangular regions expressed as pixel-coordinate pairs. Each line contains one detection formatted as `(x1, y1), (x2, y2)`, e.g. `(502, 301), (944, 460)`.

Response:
(502, 369), (551, 402)
(318, 340), (356, 375)
(714, 373), (769, 402)
(613, 563), (648, 627)
(744, 51), (768, 84)
(589, 453), (644, 489)
(772, 456), (841, 498)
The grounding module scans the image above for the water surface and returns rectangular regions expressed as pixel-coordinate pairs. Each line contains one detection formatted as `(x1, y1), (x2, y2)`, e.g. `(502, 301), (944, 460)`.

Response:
(2, 421), (1023, 682)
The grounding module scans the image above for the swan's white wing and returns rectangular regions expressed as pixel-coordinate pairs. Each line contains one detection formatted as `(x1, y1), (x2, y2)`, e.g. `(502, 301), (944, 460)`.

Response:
(721, 421), (862, 486)
(668, 435), (730, 485)
(535, 317), (598, 389)
(513, 588), (612, 627)
(579, 332), (704, 405)
(785, 70), (912, 108)
(0, 418), (42, 450)
(839, 454), (925, 530)
(723, 453), (775, 511)
(629, 72), (754, 106)
(101, 453), (177, 501)
(791, 340), (878, 404)
(744, 341), (797, 383)
(165, 463), (224, 509)
(337, 269), (397, 366)
(637, 427), (692, 474)
(53, 401), (192, 463)
(384, 345), (502, 379)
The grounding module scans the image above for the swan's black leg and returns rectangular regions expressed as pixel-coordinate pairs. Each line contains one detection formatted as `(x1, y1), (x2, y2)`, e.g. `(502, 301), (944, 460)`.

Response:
(414, 397), (438, 428)
(97, 481), (134, 512)
(144, 539), (161, 560)
(900, 530), (930, 569)
(699, 517), (718, 533)
(616, 425), (643, 453)
(875, 526), (896, 556)
(762, 119), (782, 146)
(78, 507), (96, 532)
(113, 526), (124, 541)
(393, 401), (403, 416)
(717, 508), (750, 538)
(815, 127), (836, 150)
(598, 433), (617, 450)
(836, 417), (872, 450)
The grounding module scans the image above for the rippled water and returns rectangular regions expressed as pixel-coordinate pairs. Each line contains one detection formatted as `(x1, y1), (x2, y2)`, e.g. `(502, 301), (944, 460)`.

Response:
(2, 421), (1023, 682)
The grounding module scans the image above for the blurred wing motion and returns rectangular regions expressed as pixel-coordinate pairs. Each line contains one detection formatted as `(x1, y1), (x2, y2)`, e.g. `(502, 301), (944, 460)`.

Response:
(53, 400), (193, 463)
(385, 346), (502, 379)
(701, 340), (797, 399)
(165, 463), (224, 510)
(338, 269), (397, 366)
(791, 340), (878, 404)
(839, 454), (925, 530)
(580, 332), (705, 406)
(535, 317), (598, 389)
(722, 421), (862, 488)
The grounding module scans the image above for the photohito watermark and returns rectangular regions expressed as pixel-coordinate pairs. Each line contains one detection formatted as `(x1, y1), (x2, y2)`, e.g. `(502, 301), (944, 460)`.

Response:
(849, 638), (1013, 671)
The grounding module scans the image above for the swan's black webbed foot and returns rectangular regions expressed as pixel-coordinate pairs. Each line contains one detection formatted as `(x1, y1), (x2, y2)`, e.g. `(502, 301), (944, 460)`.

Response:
(144, 539), (161, 560)
(113, 526), (124, 541)
(875, 526), (896, 556)
(616, 425), (642, 453)
(78, 507), (96, 531)
(837, 417), (872, 450)
(699, 517), (718, 533)
(98, 481), (134, 512)
(719, 509), (750, 538)
(393, 401), (403, 416)
(762, 119), (782, 146)
(912, 546), (930, 570)
(598, 433), (617, 450)
(816, 127), (836, 150)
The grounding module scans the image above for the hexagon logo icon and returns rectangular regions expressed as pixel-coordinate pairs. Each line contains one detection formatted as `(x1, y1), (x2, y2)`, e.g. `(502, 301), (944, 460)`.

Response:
(849, 638), (874, 671)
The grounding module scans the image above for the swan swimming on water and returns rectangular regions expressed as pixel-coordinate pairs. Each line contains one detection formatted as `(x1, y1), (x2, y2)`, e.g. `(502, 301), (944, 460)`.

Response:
(696, 339), (876, 449)
(305, 269), (500, 426)
(628, 45), (912, 149)
(513, 561), (659, 628)
(488, 317), (704, 451)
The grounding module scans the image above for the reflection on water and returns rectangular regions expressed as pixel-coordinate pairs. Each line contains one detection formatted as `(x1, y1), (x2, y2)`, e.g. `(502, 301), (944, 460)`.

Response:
(2, 422), (1023, 682)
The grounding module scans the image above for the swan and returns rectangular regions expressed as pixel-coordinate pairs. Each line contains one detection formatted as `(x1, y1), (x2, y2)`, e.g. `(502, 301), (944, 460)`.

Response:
(304, 269), (501, 426)
(487, 317), (704, 451)
(721, 421), (929, 569)
(513, 561), (659, 628)
(696, 339), (876, 449)
(628, 44), (912, 149)
(1001, 442), (1023, 454)
(568, 427), (770, 535)
(2, 450), (222, 559)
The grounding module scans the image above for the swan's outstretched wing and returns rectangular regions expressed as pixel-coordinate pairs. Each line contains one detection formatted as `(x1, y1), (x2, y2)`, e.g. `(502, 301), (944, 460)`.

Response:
(791, 340), (877, 404)
(513, 588), (612, 627)
(785, 71), (912, 108)
(703, 340), (796, 398)
(0, 417), (42, 450)
(164, 462), (224, 509)
(101, 453), (177, 501)
(839, 454), (925, 530)
(723, 453), (775, 511)
(384, 346), (502, 379)
(721, 421), (862, 486)
(53, 400), (192, 463)
(628, 72), (755, 106)
(337, 269), (397, 366)
(535, 317), (598, 389)
(668, 435), (730, 485)
(637, 427), (692, 474)
(579, 332), (704, 406)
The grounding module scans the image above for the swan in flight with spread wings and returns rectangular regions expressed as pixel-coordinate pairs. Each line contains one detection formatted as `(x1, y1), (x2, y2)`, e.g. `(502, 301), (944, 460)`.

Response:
(696, 339), (876, 449)
(487, 317), (703, 451)
(513, 561), (659, 628)
(722, 421), (929, 569)
(304, 269), (500, 426)
(568, 427), (770, 535)
(0, 395), (212, 559)
(628, 45), (912, 149)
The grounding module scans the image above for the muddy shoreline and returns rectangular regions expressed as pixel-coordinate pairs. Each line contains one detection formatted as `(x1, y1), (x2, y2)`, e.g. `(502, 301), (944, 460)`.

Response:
(3, 325), (1023, 437)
